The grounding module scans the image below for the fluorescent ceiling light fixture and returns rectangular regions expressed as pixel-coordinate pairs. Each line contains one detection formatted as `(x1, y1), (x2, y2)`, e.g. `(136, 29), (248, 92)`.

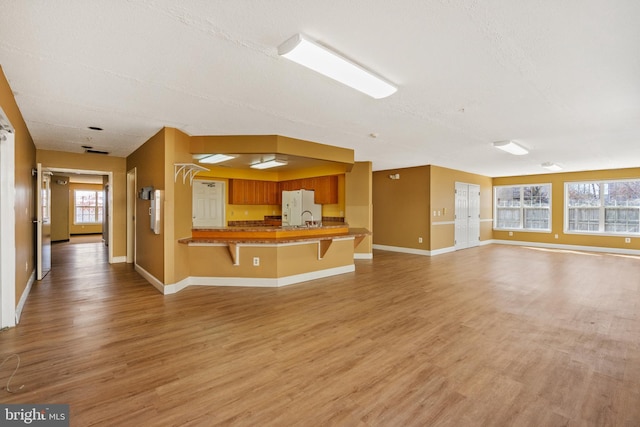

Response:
(541, 162), (563, 171)
(492, 140), (529, 156)
(199, 154), (236, 164)
(278, 33), (397, 99)
(250, 159), (288, 169)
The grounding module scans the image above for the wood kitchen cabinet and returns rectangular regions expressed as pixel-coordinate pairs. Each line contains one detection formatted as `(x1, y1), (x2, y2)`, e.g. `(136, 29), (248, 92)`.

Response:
(230, 176), (339, 205)
(277, 175), (339, 204)
(228, 179), (278, 205)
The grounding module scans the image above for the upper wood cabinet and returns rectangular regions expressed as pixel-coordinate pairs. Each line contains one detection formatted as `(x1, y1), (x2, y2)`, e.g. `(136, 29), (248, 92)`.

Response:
(277, 175), (339, 204)
(229, 179), (278, 205)
(229, 175), (340, 205)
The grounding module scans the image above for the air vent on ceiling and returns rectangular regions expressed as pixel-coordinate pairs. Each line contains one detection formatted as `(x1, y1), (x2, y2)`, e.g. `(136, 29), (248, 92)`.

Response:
(85, 149), (109, 155)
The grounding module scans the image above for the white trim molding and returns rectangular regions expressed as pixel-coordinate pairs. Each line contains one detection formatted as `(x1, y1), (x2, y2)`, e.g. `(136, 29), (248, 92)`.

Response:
(354, 252), (373, 260)
(135, 263), (165, 294)
(492, 239), (640, 256)
(111, 256), (127, 263)
(15, 271), (35, 324)
(372, 244), (462, 257)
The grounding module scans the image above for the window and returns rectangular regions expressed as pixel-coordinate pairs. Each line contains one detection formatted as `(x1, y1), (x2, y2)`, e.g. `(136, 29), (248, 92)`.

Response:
(494, 184), (551, 231)
(566, 179), (640, 235)
(74, 190), (104, 224)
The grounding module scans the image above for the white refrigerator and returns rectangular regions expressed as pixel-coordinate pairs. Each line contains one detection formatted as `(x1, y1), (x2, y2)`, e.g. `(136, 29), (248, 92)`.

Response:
(282, 190), (322, 226)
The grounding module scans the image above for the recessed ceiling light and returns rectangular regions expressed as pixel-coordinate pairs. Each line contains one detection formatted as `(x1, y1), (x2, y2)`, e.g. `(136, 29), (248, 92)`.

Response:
(492, 140), (529, 156)
(250, 158), (288, 169)
(278, 33), (397, 99)
(88, 126), (103, 131)
(199, 154), (236, 164)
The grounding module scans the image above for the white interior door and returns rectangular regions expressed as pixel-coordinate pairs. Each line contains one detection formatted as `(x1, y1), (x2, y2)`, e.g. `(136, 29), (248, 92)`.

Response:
(36, 163), (52, 280)
(455, 182), (480, 250)
(455, 183), (470, 250)
(0, 117), (16, 327)
(192, 180), (225, 228)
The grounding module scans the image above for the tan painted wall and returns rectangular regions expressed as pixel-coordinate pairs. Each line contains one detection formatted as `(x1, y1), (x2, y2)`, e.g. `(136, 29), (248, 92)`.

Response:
(165, 128), (193, 285)
(51, 175), (70, 241)
(372, 165), (493, 252)
(188, 239), (354, 278)
(429, 165), (493, 250)
(68, 183), (103, 235)
(36, 150), (127, 258)
(493, 167), (640, 250)
(345, 161), (372, 254)
(373, 166), (430, 250)
(126, 128), (166, 282)
(0, 66), (36, 306)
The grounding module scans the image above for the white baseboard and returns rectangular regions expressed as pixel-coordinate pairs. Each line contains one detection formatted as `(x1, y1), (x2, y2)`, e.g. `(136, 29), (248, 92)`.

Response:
(430, 246), (456, 256)
(354, 252), (373, 260)
(111, 256), (126, 263)
(15, 271), (35, 324)
(135, 264), (356, 293)
(492, 239), (640, 256)
(372, 244), (456, 257)
(188, 265), (355, 288)
(134, 263), (165, 294)
(373, 244), (432, 256)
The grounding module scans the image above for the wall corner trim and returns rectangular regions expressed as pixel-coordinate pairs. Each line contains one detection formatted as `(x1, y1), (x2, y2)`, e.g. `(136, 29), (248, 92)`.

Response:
(15, 271), (35, 324)
(134, 263), (165, 294)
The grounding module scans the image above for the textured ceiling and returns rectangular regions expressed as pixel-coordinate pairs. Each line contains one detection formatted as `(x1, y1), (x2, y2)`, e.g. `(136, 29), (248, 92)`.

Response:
(1, 0), (639, 177)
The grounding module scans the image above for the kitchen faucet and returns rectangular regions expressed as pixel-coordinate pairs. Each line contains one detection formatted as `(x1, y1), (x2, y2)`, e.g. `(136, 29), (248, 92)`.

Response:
(301, 210), (313, 226)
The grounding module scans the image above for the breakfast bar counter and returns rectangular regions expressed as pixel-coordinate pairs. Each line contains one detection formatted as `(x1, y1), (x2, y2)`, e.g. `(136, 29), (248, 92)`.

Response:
(176, 224), (370, 288)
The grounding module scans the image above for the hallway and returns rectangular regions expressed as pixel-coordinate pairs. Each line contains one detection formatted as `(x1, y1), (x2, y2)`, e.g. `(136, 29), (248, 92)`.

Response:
(1, 242), (640, 426)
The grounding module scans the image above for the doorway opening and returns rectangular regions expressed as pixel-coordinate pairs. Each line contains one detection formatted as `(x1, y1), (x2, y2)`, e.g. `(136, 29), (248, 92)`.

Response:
(45, 168), (114, 263)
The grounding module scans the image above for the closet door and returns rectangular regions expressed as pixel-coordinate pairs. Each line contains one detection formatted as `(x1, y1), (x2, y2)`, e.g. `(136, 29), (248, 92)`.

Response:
(454, 182), (480, 250)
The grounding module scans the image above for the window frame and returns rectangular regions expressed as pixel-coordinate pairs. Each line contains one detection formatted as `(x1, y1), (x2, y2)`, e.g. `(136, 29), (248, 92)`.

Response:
(493, 183), (552, 232)
(73, 189), (104, 225)
(564, 178), (640, 237)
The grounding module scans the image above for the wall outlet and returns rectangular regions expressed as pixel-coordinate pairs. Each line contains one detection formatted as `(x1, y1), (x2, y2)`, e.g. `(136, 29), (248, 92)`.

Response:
(433, 210), (437, 217)
(253, 257), (260, 266)
(555, 234), (559, 239)
(625, 237), (631, 243)
(418, 237), (423, 243)
(508, 231), (513, 237)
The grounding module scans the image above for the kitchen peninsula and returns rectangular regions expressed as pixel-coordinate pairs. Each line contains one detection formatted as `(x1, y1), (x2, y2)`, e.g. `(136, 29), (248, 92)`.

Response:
(178, 223), (369, 288)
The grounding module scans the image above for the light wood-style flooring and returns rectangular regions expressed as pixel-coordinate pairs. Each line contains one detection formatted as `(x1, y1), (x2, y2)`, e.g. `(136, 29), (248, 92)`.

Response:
(1, 241), (639, 426)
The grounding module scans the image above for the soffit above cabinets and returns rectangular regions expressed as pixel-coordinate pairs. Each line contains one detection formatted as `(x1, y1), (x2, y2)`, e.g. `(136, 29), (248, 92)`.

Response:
(191, 135), (354, 172)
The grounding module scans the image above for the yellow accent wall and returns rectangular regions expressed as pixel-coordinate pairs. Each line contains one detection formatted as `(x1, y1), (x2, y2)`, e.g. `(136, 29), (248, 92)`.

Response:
(51, 175), (70, 242)
(493, 167), (640, 251)
(372, 165), (492, 252)
(126, 128), (166, 282)
(0, 65), (36, 306)
(346, 162), (373, 254)
(373, 166), (431, 250)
